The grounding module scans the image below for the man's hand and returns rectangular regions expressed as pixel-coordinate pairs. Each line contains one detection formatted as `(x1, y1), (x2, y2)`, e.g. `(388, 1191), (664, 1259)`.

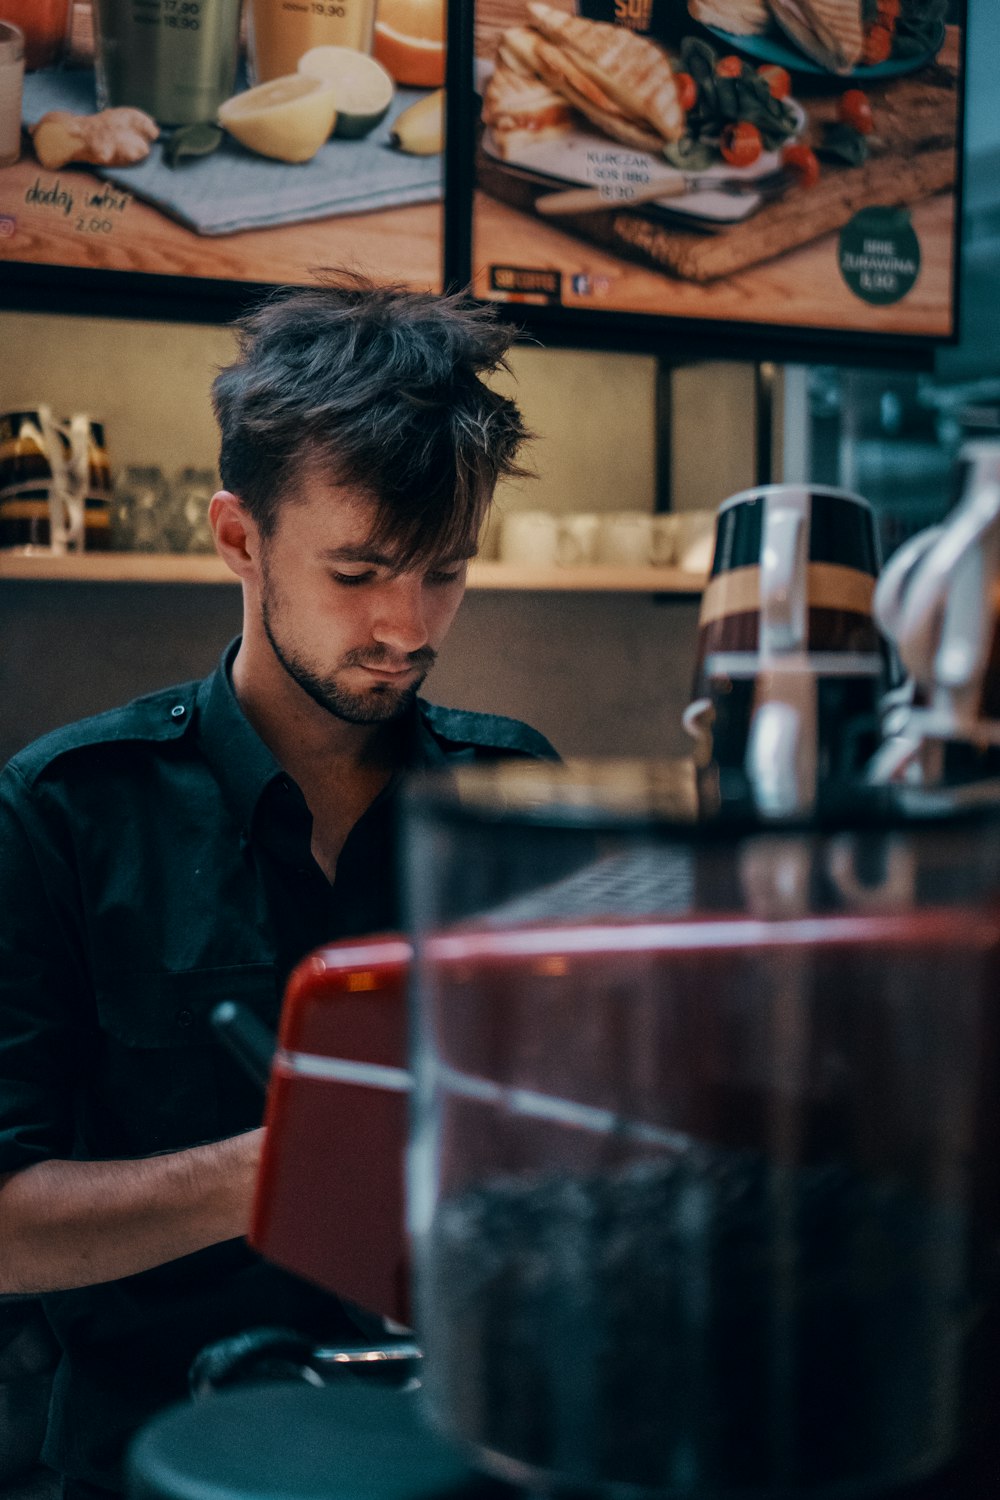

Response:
(0, 1127), (265, 1295)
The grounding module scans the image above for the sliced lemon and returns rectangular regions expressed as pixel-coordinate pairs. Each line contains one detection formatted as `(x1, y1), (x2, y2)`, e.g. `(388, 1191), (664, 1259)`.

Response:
(389, 88), (444, 155)
(297, 47), (395, 139)
(217, 75), (337, 163)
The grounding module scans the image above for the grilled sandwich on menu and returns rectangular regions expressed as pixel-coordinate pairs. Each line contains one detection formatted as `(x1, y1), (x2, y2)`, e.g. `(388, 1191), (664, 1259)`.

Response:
(483, 1), (685, 159)
(767, 0), (864, 73)
(687, 0), (771, 36)
(688, 0), (867, 73)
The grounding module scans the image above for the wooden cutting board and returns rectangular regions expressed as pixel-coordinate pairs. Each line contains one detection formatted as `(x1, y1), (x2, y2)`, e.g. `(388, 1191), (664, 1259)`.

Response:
(477, 32), (960, 284)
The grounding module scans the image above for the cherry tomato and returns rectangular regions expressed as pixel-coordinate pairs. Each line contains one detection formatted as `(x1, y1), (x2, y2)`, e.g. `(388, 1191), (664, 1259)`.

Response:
(838, 88), (874, 134)
(674, 71), (697, 112)
(862, 22), (893, 64)
(757, 63), (792, 99)
(781, 143), (821, 188)
(720, 120), (763, 168)
(716, 54), (744, 78)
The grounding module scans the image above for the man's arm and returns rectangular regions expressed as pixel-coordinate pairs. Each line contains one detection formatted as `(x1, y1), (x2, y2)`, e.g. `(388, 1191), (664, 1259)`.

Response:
(0, 1128), (264, 1295)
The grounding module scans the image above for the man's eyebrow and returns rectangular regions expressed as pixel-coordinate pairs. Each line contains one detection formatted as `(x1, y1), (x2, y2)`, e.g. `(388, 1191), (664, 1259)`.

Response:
(319, 545), (395, 565)
(319, 545), (478, 566)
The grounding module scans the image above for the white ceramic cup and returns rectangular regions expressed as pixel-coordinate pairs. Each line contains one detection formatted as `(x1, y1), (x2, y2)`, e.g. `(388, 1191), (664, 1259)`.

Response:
(556, 513), (601, 566)
(674, 510), (717, 576)
(499, 510), (559, 567)
(596, 511), (652, 567)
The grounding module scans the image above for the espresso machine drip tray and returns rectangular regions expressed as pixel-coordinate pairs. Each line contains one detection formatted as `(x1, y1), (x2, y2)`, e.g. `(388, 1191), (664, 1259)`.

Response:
(480, 846), (694, 924)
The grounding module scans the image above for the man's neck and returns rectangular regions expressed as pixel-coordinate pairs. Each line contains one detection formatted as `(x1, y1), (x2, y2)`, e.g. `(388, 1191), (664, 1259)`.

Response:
(229, 632), (406, 882)
(230, 633), (401, 798)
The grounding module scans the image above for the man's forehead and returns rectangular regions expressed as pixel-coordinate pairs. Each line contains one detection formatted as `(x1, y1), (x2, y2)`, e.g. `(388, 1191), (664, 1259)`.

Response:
(283, 463), (480, 566)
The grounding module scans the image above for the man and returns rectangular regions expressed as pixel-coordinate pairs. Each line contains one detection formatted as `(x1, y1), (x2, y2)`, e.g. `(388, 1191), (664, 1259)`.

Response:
(0, 275), (558, 1498)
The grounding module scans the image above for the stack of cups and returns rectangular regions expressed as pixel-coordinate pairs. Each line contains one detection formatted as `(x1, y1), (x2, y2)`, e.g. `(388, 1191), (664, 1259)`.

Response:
(683, 484), (891, 818)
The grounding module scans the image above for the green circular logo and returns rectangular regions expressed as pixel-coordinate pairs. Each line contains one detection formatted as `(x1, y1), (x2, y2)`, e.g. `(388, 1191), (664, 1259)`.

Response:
(838, 207), (921, 306)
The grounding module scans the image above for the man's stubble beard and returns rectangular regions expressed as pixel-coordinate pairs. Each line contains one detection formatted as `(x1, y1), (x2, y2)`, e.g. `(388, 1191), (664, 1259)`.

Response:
(260, 557), (434, 727)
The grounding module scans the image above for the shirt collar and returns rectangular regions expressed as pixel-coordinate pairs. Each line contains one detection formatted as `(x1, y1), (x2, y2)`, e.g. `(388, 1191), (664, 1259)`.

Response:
(196, 638), (285, 836)
(196, 638), (449, 836)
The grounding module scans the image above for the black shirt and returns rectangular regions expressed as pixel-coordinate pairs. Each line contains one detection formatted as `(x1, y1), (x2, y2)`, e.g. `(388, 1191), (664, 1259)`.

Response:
(0, 639), (558, 1492)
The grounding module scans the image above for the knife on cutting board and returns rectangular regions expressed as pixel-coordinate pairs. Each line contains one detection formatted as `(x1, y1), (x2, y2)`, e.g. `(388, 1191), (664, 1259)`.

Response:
(535, 168), (795, 217)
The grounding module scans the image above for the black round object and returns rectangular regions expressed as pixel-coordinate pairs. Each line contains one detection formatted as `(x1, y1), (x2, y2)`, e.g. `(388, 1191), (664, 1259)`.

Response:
(126, 1382), (493, 1500)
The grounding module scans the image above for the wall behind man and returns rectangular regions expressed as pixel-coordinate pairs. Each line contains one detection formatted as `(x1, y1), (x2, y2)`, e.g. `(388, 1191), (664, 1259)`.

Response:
(0, 313), (761, 766)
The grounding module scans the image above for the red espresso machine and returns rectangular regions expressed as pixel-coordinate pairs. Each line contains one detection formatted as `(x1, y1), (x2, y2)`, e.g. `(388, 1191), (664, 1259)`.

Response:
(246, 759), (1000, 1500)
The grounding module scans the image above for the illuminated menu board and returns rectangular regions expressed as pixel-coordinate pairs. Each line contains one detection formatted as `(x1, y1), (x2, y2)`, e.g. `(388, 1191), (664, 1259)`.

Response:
(0, 0), (446, 311)
(462, 0), (965, 351)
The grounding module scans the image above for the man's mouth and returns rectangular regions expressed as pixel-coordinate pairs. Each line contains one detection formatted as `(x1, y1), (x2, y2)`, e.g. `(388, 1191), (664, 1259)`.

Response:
(347, 648), (436, 680)
(358, 663), (418, 681)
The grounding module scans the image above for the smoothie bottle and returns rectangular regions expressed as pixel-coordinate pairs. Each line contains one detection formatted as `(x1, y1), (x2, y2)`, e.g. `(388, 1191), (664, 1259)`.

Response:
(93, 0), (244, 126)
(248, 0), (377, 83)
(0, 0), (70, 70)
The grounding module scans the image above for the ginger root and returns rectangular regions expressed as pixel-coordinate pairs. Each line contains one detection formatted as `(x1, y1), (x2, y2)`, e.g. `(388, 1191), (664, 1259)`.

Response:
(31, 109), (160, 171)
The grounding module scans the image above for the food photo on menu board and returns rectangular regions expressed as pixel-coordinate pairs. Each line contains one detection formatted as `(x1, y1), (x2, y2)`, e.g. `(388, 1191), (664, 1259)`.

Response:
(0, 0), (445, 295)
(469, 0), (964, 342)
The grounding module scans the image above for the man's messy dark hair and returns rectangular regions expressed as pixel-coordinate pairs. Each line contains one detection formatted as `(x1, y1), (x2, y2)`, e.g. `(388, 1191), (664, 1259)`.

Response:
(212, 272), (533, 567)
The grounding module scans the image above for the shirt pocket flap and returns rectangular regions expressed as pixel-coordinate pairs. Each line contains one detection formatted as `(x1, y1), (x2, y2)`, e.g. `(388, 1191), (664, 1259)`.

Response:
(95, 965), (280, 1049)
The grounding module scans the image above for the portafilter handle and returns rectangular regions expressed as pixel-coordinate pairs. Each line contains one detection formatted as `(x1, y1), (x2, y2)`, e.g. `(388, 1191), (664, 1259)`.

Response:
(211, 1001), (276, 1092)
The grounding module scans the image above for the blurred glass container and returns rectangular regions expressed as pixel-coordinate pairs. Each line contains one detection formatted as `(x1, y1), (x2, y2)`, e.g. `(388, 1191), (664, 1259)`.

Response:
(163, 468), (216, 553)
(402, 761), (1000, 1499)
(111, 465), (170, 552)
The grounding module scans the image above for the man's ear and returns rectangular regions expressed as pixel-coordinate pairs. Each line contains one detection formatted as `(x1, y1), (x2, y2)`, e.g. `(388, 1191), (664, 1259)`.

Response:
(209, 491), (260, 581)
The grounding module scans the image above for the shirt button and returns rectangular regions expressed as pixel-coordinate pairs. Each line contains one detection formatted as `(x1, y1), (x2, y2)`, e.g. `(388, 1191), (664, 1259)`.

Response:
(177, 1008), (194, 1028)
(171, 704), (186, 720)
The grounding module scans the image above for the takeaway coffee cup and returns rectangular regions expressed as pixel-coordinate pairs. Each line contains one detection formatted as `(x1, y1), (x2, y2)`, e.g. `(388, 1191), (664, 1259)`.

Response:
(0, 408), (112, 553)
(684, 484), (887, 812)
(695, 483), (882, 666)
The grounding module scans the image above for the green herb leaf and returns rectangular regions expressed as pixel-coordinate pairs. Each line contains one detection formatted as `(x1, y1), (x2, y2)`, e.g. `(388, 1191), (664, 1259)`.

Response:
(818, 121), (870, 166)
(678, 32), (797, 153)
(680, 36), (720, 88)
(663, 137), (715, 172)
(164, 123), (224, 169)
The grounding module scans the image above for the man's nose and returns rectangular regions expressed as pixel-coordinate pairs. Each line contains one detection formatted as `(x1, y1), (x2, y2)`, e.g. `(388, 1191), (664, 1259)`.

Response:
(371, 578), (430, 653)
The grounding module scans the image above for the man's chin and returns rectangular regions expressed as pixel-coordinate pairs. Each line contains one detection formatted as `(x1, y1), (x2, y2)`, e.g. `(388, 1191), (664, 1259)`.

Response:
(326, 676), (424, 725)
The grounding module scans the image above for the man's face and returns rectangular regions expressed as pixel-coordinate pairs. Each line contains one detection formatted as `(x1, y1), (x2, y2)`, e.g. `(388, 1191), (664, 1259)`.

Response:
(256, 473), (474, 726)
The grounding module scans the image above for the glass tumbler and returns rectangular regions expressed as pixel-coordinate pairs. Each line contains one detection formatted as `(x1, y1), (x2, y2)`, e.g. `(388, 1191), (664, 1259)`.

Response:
(0, 23), (25, 168)
(111, 465), (171, 552)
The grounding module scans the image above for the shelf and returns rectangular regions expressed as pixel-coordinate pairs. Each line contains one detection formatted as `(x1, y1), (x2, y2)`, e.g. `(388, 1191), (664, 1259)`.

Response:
(468, 562), (706, 593)
(0, 552), (708, 593)
(0, 552), (232, 584)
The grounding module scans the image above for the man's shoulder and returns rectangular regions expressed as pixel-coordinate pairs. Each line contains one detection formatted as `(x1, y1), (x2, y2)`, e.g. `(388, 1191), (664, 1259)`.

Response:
(419, 701), (560, 762)
(5, 680), (202, 790)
